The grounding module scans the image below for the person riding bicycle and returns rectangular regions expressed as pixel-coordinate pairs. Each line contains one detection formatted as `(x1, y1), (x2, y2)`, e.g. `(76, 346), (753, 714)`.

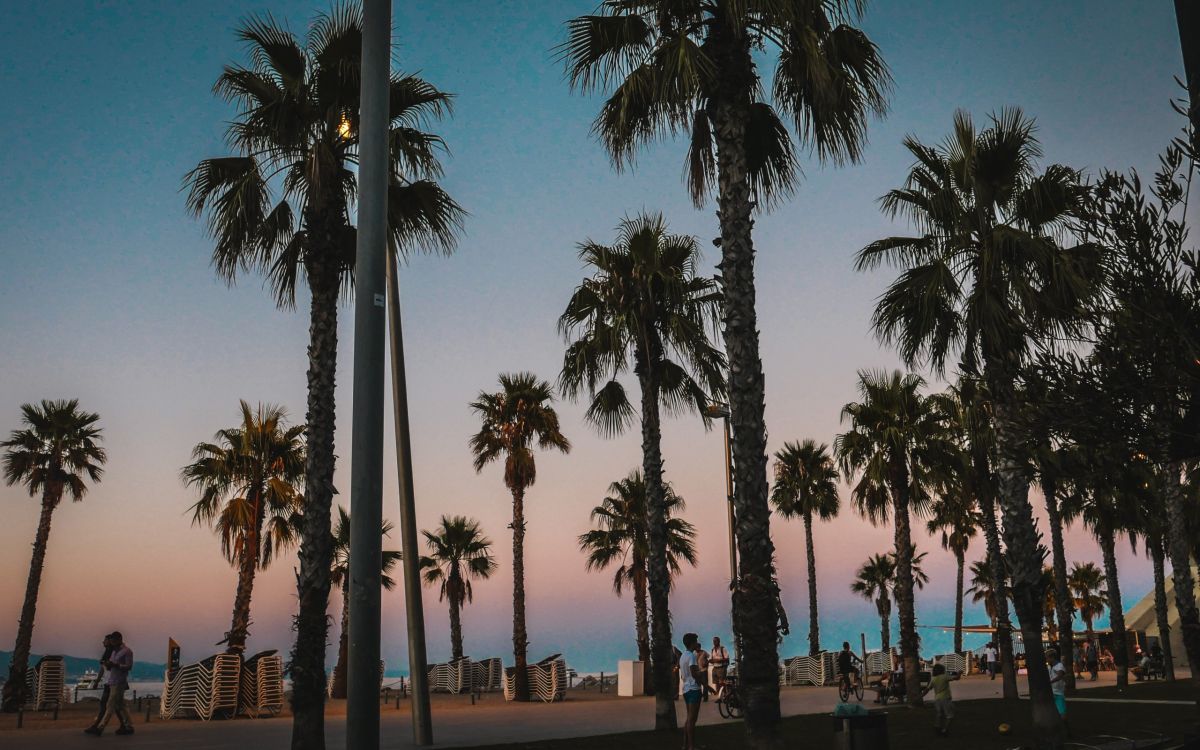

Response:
(837, 642), (862, 689)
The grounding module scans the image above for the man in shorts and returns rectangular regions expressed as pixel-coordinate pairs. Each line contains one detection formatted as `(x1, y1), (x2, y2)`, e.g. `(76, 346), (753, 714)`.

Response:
(922, 663), (954, 737)
(1048, 648), (1070, 734)
(679, 633), (704, 750)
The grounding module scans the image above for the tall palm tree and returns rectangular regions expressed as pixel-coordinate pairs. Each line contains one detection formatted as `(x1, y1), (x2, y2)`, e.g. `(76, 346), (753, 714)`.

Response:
(771, 440), (840, 656)
(328, 507), (401, 700)
(470, 373), (570, 701)
(925, 482), (978, 654)
(579, 471), (698, 673)
(835, 370), (953, 706)
(560, 5), (889, 742)
(857, 109), (1099, 744)
(851, 554), (895, 654)
(181, 401), (306, 653)
(558, 212), (723, 728)
(968, 558), (1003, 627)
(1, 400), (105, 712)
(184, 9), (463, 744)
(420, 515), (498, 661)
(1066, 562), (1107, 641)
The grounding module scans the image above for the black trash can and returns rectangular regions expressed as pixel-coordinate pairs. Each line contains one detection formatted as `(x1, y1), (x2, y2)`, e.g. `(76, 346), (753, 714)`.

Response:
(831, 712), (889, 750)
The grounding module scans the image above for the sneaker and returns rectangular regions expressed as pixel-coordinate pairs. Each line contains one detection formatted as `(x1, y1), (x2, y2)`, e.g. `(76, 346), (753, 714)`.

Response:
(84, 726), (103, 736)
(116, 726), (135, 735)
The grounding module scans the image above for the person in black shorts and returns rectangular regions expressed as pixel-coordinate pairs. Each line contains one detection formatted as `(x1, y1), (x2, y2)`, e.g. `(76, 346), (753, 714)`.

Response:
(837, 642), (861, 691)
(85, 633), (116, 733)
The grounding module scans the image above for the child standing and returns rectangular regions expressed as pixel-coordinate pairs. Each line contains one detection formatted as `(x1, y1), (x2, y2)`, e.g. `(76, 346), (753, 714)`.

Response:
(923, 663), (954, 737)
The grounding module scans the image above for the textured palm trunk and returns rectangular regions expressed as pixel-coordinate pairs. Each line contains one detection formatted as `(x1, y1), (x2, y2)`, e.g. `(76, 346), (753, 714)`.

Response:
(1160, 460), (1200, 687)
(1149, 533), (1176, 681)
(510, 486), (531, 702)
(990, 396), (1063, 749)
(890, 472), (922, 707)
(633, 568), (651, 663)
(227, 491), (262, 653)
(449, 577), (465, 661)
(636, 348), (677, 730)
(709, 24), (781, 749)
(1042, 475), (1075, 691)
(974, 443), (1018, 699)
(330, 587), (350, 700)
(803, 513), (820, 656)
(954, 548), (965, 654)
(291, 249), (340, 750)
(1, 480), (61, 713)
(877, 595), (891, 654)
(1096, 521), (1128, 689)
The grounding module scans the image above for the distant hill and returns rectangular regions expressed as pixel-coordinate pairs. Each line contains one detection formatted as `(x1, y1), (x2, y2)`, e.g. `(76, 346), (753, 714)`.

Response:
(0, 651), (165, 682)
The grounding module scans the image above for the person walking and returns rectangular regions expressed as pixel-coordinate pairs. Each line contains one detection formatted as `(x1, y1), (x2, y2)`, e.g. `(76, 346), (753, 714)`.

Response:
(1084, 639), (1099, 681)
(679, 633), (703, 750)
(922, 663), (954, 737)
(696, 643), (711, 701)
(983, 642), (998, 680)
(85, 631), (133, 736)
(709, 636), (730, 687)
(1048, 648), (1070, 735)
(84, 634), (115, 733)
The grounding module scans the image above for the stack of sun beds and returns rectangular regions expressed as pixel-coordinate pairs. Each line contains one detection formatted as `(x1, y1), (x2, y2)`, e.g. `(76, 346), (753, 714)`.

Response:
(472, 657), (503, 692)
(864, 649), (896, 676)
(160, 653), (241, 720)
(780, 652), (836, 686)
(931, 652), (966, 676)
(427, 657), (504, 694)
(24, 655), (65, 710)
(237, 650), (284, 718)
(503, 655), (567, 703)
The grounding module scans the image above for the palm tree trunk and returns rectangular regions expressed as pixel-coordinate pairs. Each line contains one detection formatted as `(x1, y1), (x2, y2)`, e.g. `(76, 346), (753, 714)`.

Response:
(633, 569), (652, 695)
(1149, 533), (1175, 681)
(510, 486), (530, 702)
(890, 477), (921, 707)
(803, 513), (820, 656)
(709, 23), (782, 749)
(1096, 522), (1128, 689)
(1042, 475), (1075, 691)
(330, 586), (350, 700)
(227, 491), (262, 653)
(1, 481), (61, 712)
(954, 548), (965, 654)
(878, 596), (891, 654)
(636, 348), (677, 730)
(291, 254), (340, 750)
(990, 396), (1063, 748)
(973, 441), (1019, 699)
(449, 587), (465, 661)
(1161, 460), (1200, 686)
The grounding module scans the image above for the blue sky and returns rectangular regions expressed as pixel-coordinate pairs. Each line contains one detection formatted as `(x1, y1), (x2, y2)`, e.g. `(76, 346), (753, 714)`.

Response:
(0, 1), (1189, 673)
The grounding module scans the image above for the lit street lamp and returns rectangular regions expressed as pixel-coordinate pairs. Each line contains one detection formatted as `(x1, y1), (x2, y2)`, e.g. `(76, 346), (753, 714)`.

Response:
(704, 402), (738, 587)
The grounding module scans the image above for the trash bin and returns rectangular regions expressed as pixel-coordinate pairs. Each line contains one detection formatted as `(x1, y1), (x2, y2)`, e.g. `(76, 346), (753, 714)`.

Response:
(831, 712), (888, 750)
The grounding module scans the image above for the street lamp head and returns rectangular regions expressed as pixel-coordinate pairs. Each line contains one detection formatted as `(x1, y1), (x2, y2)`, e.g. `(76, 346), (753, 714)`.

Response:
(705, 403), (730, 419)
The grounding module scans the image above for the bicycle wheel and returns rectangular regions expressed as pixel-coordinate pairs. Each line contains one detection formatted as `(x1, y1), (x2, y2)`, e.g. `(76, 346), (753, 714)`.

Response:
(853, 680), (864, 701)
(717, 696), (730, 719)
(728, 695), (744, 719)
(837, 679), (850, 702)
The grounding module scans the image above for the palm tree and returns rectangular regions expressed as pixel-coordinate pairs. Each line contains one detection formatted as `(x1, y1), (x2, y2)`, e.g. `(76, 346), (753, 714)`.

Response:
(181, 401), (306, 653)
(968, 558), (1003, 627)
(1066, 562), (1107, 641)
(771, 440), (840, 656)
(420, 516), (498, 661)
(851, 554), (895, 654)
(470, 373), (570, 701)
(835, 370), (953, 706)
(579, 471), (698, 680)
(1, 400), (106, 712)
(857, 109), (1098, 743)
(558, 212), (722, 728)
(184, 9), (463, 742)
(560, 5), (889, 742)
(925, 481), (978, 654)
(328, 507), (401, 699)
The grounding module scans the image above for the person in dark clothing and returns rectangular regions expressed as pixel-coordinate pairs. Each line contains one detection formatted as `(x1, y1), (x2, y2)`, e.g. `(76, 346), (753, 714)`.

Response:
(85, 634), (116, 733)
(837, 641), (861, 692)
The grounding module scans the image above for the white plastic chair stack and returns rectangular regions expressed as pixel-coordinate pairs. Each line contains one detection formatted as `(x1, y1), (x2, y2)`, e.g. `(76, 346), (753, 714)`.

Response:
(473, 657), (502, 692)
(503, 656), (566, 702)
(932, 652), (966, 676)
(26, 656), (65, 709)
(238, 651), (283, 717)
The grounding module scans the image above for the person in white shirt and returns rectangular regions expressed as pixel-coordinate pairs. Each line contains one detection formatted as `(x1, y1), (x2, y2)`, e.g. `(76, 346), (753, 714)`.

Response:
(710, 637), (730, 686)
(1047, 648), (1069, 734)
(86, 631), (134, 736)
(983, 642), (998, 680)
(679, 633), (703, 750)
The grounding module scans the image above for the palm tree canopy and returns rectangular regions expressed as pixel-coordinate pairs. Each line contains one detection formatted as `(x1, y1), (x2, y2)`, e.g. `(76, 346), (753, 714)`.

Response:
(1067, 561), (1108, 624)
(2, 399), (106, 502)
(558, 213), (726, 435)
(181, 401), (306, 568)
(469, 372), (571, 492)
(856, 108), (1100, 377)
(330, 506), (402, 592)
(578, 470), (699, 595)
(559, 0), (890, 207)
(835, 370), (955, 524)
(967, 558), (1003, 622)
(419, 515), (498, 605)
(771, 439), (840, 521)
(184, 5), (464, 307)
(925, 481), (979, 558)
(851, 553), (895, 602)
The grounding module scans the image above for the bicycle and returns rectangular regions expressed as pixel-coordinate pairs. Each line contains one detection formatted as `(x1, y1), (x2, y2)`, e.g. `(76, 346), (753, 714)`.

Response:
(714, 675), (743, 719)
(837, 668), (865, 702)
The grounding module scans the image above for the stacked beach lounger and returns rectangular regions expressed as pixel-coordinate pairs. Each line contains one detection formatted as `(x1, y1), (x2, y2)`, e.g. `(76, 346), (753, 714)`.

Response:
(864, 649), (896, 677)
(160, 653), (241, 720)
(24, 655), (65, 710)
(238, 650), (284, 717)
(932, 652), (966, 676)
(779, 652), (836, 686)
(427, 657), (504, 694)
(472, 657), (503, 693)
(503, 655), (566, 703)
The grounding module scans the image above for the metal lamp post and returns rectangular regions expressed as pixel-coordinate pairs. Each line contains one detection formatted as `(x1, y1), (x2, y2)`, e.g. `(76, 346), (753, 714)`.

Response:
(704, 402), (737, 587)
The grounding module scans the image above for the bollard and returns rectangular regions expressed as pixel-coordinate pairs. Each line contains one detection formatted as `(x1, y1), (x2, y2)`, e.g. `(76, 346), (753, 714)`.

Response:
(133, 690), (137, 702)
(600, 672), (605, 693)
(53, 704), (59, 720)
(16, 709), (22, 729)
(470, 692), (475, 706)
(394, 695), (400, 710)
(145, 703), (152, 723)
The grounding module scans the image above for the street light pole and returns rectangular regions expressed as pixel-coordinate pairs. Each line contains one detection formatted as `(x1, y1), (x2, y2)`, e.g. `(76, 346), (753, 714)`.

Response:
(346, 0), (389, 746)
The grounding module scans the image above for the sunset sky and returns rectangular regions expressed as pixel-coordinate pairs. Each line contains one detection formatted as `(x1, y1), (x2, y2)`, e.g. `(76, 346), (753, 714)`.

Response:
(0, 1), (1188, 673)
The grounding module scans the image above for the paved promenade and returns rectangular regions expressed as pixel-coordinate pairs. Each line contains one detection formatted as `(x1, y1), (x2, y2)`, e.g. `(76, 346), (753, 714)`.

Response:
(1, 672), (1143, 749)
